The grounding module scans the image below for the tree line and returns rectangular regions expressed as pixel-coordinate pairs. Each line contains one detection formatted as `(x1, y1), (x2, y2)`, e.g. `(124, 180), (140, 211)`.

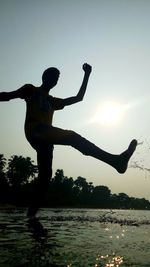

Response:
(0, 154), (150, 210)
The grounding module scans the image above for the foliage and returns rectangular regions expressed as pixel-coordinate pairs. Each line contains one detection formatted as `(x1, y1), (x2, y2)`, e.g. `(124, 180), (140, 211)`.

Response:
(7, 155), (38, 187)
(0, 154), (6, 180)
(0, 154), (150, 210)
(0, 154), (8, 201)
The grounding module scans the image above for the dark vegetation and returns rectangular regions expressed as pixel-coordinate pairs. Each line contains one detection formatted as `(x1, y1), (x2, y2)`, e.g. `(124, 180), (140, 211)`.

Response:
(0, 154), (150, 210)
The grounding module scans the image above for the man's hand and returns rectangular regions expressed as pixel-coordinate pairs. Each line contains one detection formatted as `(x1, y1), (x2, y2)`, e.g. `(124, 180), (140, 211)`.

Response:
(82, 63), (92, 74)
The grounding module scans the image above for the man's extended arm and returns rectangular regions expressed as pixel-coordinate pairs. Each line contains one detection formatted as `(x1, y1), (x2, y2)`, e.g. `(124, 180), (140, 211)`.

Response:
(62, 63), (92, 106)
(0, 84), (30, 101)
(0, 90), (22, 101)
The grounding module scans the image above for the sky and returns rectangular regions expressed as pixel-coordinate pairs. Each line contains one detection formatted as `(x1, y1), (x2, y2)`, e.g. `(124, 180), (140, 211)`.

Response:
(1, 0), (150, 200)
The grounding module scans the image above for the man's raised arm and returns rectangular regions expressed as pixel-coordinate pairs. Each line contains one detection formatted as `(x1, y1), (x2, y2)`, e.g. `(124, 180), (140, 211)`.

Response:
(62, 63), (92, 107)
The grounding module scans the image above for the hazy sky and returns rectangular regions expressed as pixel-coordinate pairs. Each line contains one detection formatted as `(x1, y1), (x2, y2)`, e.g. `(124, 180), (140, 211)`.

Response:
(1, 0), (150, 200)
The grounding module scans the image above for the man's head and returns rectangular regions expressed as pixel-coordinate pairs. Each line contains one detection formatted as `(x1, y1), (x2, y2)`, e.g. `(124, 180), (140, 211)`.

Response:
(42, 67), (60, 89)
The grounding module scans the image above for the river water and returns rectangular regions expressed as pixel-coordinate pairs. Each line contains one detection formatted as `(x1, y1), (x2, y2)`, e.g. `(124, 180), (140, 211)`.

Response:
(0, 208), (150, 267)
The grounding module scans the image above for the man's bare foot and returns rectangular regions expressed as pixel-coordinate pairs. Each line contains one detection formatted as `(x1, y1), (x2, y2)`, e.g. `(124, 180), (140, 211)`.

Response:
(115, 139), (137, 174)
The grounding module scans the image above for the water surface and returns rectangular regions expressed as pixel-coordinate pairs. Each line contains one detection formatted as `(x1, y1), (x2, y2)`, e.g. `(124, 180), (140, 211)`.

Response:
(0, 208), (150, 267)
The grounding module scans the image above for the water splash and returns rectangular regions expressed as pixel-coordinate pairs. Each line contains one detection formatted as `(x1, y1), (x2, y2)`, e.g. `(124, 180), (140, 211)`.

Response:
(129, 138), (150, 175)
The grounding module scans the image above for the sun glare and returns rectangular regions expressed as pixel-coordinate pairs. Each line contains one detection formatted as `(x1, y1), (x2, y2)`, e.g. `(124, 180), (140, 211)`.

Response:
(90, 101), (127, 126)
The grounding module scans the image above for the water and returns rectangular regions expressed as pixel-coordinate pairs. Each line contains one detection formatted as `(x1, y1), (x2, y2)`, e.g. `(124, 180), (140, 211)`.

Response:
(0, 208), (150, 267)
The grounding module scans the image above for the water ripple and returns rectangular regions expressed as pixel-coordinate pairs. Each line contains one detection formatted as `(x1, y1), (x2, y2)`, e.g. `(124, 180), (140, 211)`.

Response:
(0, 208), (150, 267)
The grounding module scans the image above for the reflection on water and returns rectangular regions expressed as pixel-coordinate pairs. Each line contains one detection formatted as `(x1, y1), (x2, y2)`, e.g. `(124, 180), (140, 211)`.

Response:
(0, 208), (150, 266)
(95, 254), (123, 267)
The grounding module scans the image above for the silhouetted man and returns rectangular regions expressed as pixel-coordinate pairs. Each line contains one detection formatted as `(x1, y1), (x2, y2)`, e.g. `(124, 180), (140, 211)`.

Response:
(0, 63), (137, 217)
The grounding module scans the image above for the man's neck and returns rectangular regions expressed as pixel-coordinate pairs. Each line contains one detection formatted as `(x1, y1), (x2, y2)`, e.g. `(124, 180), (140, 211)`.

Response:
(39, 84), (50, 95)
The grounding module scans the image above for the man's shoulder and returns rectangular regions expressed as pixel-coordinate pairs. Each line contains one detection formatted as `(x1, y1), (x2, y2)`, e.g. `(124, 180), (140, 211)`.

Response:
(48, 95), (64, 110)
(18, 84), (37, 99)
(22, 83), (35, 90)
(48, 94), (54, 100)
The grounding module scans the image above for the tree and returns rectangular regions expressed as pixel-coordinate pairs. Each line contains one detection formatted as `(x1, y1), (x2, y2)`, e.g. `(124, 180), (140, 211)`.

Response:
(53, 169), (64, 184)
(73, 176), (93, 205)
(92, 185), (111, 207)
(117, 193), (130, 209)
(0, 154), (9, 201)
(0, 154), (6, 180)
(7, 155), (37, 187)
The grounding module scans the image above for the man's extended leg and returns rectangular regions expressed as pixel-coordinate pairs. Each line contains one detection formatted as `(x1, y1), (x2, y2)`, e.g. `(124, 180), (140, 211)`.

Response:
(63, 131), (137, 174)
(27, 145), (53, 217)
(37, 126), (137, 174)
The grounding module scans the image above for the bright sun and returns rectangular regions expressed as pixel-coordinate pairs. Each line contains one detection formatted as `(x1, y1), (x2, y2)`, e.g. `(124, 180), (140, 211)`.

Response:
(90, 101), (126, 126)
